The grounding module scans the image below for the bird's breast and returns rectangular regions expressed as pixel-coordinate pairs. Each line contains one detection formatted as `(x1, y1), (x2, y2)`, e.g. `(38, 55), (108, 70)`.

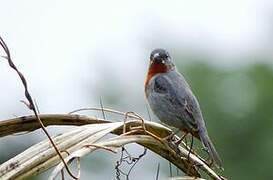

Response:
(144, 63), (168, 93)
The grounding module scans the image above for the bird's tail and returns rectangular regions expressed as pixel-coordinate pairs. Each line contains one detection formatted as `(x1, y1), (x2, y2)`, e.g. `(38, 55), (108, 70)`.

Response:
(199, 129), (223, 169)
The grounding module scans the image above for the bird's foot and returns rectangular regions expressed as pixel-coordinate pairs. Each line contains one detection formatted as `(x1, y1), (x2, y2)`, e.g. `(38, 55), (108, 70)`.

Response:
(163, 132), (188, 145)
(174, 133), (188, 146)
(165, 139), (182, 155)
(162, 133), (189, 156)
(201, 147), (214, 168)
(163, 132), (176, 142)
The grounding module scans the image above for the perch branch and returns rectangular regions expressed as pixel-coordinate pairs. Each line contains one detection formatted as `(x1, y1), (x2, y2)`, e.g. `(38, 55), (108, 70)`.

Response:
(0, 115), (224, 180)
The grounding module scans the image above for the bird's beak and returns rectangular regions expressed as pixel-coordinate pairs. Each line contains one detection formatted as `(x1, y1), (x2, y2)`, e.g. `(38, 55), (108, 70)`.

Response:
(166, 57), (171, 64)
(153, 58), (163, 64)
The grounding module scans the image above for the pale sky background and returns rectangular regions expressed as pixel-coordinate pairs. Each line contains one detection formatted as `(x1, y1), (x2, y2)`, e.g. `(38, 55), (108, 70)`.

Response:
(0, 0), (273, 179)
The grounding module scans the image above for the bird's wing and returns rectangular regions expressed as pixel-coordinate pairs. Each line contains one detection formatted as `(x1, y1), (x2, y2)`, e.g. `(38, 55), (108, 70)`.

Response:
(175, 73), (205, 132)
(154, 74), (223, 168)
(183, 94), (201, 132)
(153, 75), (200, 131)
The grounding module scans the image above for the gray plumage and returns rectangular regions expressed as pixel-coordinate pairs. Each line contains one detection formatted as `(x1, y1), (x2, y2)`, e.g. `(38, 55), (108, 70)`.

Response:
(145, 49), (223, 168)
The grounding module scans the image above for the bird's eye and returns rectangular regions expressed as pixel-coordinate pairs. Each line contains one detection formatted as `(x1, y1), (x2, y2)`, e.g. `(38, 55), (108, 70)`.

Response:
(164, 54), (169, 59)
(153, 53), (160, 59)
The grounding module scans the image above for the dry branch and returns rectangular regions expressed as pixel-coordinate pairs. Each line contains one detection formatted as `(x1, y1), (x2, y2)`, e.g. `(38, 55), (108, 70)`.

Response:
(0, 114), (223, 180)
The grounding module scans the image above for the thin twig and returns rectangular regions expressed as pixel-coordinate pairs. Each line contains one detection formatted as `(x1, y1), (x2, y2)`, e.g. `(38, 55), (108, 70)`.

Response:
(156, 163), (160, 180)
(68, 107), (141, 119)
(0, 36), (78, 179)
(115, 145), (147, 180)
(100, 97), (106, 120)
(170, 162), (173, 177)
(84, 144), (116, 153)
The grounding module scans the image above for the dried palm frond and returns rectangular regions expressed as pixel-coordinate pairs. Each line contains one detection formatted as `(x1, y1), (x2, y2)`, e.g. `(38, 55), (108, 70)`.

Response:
(0, 114), (223, 180)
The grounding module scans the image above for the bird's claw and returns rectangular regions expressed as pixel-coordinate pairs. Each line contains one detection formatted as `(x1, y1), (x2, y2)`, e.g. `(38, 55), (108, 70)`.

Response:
(163, 132), (176, 142)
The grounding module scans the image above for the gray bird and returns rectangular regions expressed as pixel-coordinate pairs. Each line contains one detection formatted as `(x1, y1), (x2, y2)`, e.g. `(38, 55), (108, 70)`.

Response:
(144, 48), (223, 168)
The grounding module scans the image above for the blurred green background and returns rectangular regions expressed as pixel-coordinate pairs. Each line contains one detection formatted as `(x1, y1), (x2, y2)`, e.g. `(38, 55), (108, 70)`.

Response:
(83, 54), (273, 180)
(178, 61), (273, 180)
(1, 0), (273, 179)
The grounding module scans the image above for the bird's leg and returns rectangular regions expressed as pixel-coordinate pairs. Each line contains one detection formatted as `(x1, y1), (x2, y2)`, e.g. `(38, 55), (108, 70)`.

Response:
(174, 132), (188, 146)
(163, 132), (175, 141)
(207, 159), (213, 168)
(201, 147), (214, 167)
(163, 131), (189, 156)
(184, 135), (188, 147)
(185, 135), (195, 175)
(187, 134), (194, 161)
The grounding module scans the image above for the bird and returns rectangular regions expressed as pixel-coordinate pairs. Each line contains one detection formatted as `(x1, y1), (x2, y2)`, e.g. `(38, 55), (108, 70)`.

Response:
(144, 48), (223, 168)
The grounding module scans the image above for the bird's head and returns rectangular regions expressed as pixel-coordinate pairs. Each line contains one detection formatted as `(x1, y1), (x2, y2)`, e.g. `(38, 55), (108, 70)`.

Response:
(149, 49), (175, 72)
(145, 49), (175, 92)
